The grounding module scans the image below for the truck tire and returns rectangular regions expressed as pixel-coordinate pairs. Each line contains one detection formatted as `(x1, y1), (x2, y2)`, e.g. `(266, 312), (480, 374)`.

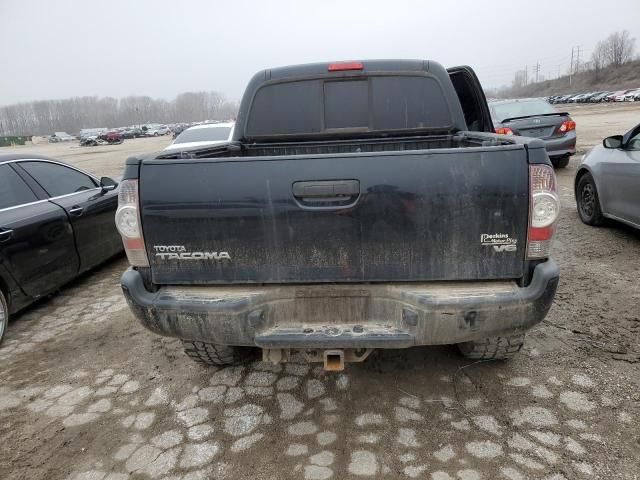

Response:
(457, 334), (525, 360)
(551, 155), (570, 169)
(182, 340), (254, 366)
(0, 290), (8, 345)
(576, 173), (605, 226)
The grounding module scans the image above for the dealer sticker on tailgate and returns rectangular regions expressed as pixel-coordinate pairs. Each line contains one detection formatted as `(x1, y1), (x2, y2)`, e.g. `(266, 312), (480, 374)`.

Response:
(480, 233), (518, 252)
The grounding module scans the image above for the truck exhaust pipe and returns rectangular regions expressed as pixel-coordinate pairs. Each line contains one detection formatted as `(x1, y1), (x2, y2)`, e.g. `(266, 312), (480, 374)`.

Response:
(323, 350), (345, 371)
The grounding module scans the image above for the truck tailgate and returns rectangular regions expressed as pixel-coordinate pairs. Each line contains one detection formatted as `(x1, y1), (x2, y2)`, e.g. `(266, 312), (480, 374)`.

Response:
(140, 146), (529, 284)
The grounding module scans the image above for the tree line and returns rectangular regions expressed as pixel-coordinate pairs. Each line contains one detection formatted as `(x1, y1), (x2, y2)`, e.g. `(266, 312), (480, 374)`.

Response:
(0, 91), (239, 136)
(508, 30), (636, 91)
(591, 30), (636, 79)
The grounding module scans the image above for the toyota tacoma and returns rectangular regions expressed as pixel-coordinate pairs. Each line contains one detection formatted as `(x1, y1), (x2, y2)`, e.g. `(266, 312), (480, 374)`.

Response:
(117, 60), (560, 370)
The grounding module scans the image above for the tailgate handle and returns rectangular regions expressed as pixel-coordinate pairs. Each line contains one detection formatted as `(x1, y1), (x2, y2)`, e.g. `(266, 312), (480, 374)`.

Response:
(293, 180), (360, 200)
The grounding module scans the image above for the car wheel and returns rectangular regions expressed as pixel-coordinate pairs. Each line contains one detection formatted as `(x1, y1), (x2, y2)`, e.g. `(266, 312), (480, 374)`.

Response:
(182, 340), (256, 366)
(457, 334), (524, 360)
(0, 290), (8, 345)
(153, 132), (159, 137)
(576, 173), (605, 226)
(551, 155), (570, 169)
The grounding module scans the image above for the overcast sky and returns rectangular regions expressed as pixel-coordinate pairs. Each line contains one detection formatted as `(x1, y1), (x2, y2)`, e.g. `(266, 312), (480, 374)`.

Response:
(1, 0), (639, 105)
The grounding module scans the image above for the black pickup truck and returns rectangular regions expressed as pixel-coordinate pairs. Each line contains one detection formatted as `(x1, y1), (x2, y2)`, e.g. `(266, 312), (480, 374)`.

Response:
(117, 60), (560, 370)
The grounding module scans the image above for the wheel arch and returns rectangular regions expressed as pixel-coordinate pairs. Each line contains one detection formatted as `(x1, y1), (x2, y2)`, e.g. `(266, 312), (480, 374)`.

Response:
(574, 167), (591, 196)
(0, 273), (10, 312)
(0, 267), (25, 314)
(575, 166), (606, 216)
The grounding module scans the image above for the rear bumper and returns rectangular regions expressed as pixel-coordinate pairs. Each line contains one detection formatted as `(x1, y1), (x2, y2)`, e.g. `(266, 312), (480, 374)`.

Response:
(121, 260), (559, 349)
(542, 132), (576, 158)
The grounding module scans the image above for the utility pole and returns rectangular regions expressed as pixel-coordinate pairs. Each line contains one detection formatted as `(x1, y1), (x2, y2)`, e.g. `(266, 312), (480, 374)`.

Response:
(569, 47), (575, 86)
(575, 46), (581, 75)
(524, 65), (528, 85)
(535, 62), (540, 83)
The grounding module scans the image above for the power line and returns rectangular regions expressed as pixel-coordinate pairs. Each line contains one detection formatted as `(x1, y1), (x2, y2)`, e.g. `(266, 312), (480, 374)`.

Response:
(473, 53), (573, 73)
(569, 45), (582, 85)
(480, 40), (602, 89)
(474, 54), (574, 86)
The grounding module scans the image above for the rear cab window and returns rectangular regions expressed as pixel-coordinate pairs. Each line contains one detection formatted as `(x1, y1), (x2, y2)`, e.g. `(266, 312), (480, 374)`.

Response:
(246, 75), (453, 138)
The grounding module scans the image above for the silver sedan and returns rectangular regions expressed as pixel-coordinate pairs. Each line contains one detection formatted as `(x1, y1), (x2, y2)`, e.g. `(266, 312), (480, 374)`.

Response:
(575, 124), (640, 229)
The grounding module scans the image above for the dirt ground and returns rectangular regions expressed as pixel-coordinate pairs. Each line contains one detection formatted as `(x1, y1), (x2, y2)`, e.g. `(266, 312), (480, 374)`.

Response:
(1, 104), (639, 480)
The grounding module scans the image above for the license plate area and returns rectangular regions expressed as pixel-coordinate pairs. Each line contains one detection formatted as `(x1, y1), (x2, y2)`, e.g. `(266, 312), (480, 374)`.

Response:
(521, 127), (552, 138)
(294, 287), (370, 324)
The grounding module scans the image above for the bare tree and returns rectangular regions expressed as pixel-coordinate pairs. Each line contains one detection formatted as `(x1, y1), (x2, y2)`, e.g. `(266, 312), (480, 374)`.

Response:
(591, 40), (608, 80)
(604, 30), (636, 68)
(206, 92), (225, 120)
(174, 92), (208, 122)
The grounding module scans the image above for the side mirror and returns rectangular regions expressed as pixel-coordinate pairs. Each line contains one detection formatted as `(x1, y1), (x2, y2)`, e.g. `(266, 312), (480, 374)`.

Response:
(100, 176), (118, 192)
(603, 135), (623, 149)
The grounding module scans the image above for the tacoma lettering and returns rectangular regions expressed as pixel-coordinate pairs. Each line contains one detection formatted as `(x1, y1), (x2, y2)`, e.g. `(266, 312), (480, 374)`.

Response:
(153, 245), (231, 261)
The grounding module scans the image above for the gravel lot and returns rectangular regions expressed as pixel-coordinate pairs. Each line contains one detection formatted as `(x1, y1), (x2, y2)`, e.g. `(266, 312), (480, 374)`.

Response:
(1, 103), (639, 480)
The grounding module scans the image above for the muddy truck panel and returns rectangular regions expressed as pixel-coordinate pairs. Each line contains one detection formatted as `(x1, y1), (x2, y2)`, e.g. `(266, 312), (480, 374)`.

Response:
(140, 145), (529, 284)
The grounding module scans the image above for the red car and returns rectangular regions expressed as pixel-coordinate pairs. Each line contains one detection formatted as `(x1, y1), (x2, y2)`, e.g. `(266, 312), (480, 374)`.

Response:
(101, 131), (123, 143)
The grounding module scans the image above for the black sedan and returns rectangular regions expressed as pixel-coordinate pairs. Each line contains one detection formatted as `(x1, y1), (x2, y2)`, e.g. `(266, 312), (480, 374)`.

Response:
(0, 154), (123, 344)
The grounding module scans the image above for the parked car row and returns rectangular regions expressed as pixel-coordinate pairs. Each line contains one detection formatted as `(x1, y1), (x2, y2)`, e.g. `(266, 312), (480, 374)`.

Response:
(47, 121), (235, 148)
(549, 89), (640, 104)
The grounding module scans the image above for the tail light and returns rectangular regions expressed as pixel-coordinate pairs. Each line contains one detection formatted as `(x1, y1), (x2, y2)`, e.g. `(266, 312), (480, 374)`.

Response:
(527, 165), (560, 259)
(115, 180), (149, 267)
(328, 61), (363, 72)
(495, 127), (514, 135)
(557, 120), (576, 134)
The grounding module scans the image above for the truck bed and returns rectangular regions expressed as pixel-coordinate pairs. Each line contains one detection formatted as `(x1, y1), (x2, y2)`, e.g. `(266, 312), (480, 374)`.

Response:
(157, 133), (509, 159)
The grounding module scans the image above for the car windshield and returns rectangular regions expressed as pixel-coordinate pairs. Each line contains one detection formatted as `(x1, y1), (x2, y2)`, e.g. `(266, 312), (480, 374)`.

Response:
(174, 126), (232, 144)
(490, 100), (557, 122)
